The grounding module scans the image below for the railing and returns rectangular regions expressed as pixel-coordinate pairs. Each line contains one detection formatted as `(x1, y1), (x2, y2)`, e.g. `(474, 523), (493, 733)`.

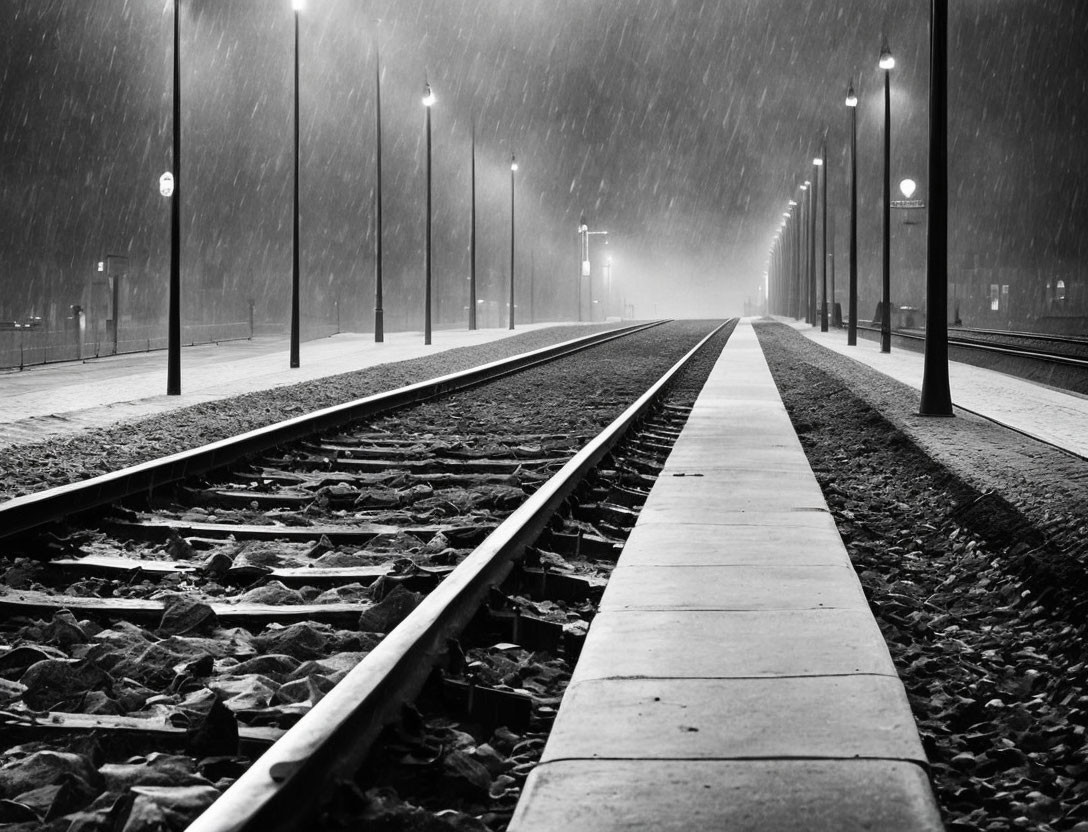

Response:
(0, 320), (253, 371)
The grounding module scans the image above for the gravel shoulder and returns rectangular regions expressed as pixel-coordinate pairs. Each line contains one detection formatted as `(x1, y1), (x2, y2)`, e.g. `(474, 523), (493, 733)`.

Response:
(0, 324), (623, 503)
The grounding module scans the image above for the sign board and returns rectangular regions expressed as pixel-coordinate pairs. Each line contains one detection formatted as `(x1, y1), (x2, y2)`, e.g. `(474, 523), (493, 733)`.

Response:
(891, 199), (925, 209)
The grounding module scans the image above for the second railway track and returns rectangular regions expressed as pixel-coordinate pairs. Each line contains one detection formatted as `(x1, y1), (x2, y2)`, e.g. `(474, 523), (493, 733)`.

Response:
(0, 319), (735, 832)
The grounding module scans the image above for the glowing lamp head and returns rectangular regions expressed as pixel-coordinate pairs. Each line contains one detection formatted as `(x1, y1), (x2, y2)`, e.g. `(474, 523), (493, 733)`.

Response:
(422, 83), (436, 107)
(159, 171), (175, 197)
(899, 178), (917, 199)
(788, 199), (797, 207)
(846, 83), (858, 108)
(813, 157), (823, 167)
(511, 155), (518, 172)
(292, 0), (304, 10)
(879, 37), (895, 70)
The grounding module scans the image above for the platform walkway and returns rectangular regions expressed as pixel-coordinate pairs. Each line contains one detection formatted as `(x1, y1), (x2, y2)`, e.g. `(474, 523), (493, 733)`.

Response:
(509, 321), (943, 831)
(791, 321), (1088, 460)
(0, 323), (571, 448)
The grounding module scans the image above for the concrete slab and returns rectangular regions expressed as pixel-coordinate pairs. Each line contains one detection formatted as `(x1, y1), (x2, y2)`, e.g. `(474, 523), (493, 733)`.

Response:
(657, 442), (813, 472)
(598, 564), (868, 611)
(570, 609), (897, 681)
(540, 676), (926, 764)
(510, 759), (944, 832)
(619, 518), (851, 566)
(637, 472), (829, 516)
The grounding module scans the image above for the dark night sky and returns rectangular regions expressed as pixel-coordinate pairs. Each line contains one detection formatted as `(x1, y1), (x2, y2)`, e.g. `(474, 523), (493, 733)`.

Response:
(1, 0), (1086, 333)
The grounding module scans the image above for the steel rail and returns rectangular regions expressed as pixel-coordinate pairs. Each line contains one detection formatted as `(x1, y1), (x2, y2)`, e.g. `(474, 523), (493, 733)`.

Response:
(0, 322), (663, 541)
(946, 325), (1088, 347)
(185, 320), (731, 832)
(855, 324), (1088, 369)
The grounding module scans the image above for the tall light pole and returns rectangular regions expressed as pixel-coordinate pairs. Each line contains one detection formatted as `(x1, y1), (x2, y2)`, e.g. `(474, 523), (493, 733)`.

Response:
(509, 154), (517, 330)
(605, 256), (613, 319)
(578, 216), (588, 322)
(880, 36), (894, 353)
(846, 81), (858, 345)
(816, 144), (828, 331)
(800, 182), (810, 322)
(373, 46), (383, 342)
(920, 0), (953, 415)
(808, 164), (819, 325)
(469, 122), (477, 330)
(166, 0), (181, 395)
(422, 80), (435, 345)
(290, 0), (303, 368)
(579, 217), (608, 322)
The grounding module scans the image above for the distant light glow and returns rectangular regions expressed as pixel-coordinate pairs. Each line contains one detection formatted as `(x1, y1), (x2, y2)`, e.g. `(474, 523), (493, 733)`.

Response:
(292, 0), (304, 10)
(813, 157), (823, 166)
(422, 83), (436, 107)
(788, 199), (797, 206)
(511, 155), (518, 172)
(899, 178), (917, 198)
(846, 84), (858, 107)
(159, 171), (174, 197)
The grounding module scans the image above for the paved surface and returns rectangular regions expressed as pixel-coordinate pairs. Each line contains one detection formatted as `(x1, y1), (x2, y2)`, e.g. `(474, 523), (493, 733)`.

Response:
(786, 320), (1088, 460)
(509, 321), (942, 831)
(0, 324), (570, 447)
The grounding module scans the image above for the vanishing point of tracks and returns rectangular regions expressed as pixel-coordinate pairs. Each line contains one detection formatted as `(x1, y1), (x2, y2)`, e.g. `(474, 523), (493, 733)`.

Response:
(0, 320), (734, 832)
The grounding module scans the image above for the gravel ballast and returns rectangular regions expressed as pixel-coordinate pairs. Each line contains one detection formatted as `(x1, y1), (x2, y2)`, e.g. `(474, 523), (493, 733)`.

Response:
(0, 325), (625, 503)
(756, 321), (1088, 832)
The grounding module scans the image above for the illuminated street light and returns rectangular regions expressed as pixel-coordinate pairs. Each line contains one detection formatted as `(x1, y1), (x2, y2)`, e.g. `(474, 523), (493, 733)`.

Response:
(374, 47), (384, 341)
(879, 36), (894, 353)
(816, 144), (828, 331)
(423, 81), (434, 344)
(899, 178), (917, 199)
(166, 0), (181, 395)
(290, 0), (302, 368)
(509, 154), (517, 330)
(469, 122), (477, 330)
(847, 80), (858, 345)
(577, 214), (608, 321)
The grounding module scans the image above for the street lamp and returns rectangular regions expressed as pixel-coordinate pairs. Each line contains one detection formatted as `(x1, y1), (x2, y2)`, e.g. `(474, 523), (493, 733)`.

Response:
(423, 80), (435, 344)
(879, 35), (894, 353)
(604, 256), (613, 319)
(920, 0), (953, 415)
(165, 0), (182, 394)
(815, 148), (828, 331)
(846, 80), (858, 346)
(374, 46), (384, 342)
(578, 216), (608, 322)
(509, 154), (517, 330)
(469, 122), (477, 330)
(290, 0), (303, 368)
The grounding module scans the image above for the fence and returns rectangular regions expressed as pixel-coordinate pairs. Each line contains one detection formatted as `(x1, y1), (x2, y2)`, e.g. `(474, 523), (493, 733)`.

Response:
(0, 319), (252, 371)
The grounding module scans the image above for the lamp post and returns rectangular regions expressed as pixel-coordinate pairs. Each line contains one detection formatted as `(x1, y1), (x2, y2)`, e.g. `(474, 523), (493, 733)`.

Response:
(846, 81), (858, 345)
(799, 183), (809, 322)
(469, 122), (477, 330)
(166, 0), (181, 395)
(509, 154), (517, 329)
(816, 145), (828, 332)
(422, 81), (435, 344)
(374, 47), (384, 342)
(578, 215), (607, 321)
(604, 256), (613, 319)
(920, 0), (953, 415)
(289, 0), (303, 368)
(879, 36), (894, 353)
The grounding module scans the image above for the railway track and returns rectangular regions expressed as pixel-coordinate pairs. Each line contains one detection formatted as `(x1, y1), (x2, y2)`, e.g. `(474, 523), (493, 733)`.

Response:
(0, 319), (734, 831)
(855, 322), (1088, 369)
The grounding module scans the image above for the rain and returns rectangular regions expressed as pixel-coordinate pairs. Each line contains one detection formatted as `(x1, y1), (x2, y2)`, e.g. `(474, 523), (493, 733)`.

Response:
(1, 0), (1086, 358)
